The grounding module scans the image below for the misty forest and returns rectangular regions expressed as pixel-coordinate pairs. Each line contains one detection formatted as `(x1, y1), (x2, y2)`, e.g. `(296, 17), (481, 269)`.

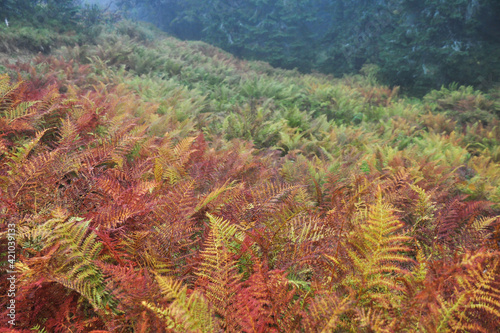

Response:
(0, 0), (500, 332)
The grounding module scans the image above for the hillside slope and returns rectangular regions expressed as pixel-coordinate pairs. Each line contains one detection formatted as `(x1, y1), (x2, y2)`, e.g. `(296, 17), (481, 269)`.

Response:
(1, 21), (500, 332)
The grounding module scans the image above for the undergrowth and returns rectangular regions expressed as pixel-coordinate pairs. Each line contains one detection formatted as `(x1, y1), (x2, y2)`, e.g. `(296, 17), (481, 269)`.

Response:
(0, 21), (499, 332)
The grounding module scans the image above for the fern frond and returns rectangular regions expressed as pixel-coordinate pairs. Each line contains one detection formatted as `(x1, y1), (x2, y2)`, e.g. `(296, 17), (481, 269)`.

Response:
(7, 150), (60, 199)
(154, 135), (197, 185)
(409, 183), (437, 230)
(194, 180), (239, 214)
(194, 213), (243, 325)
(47, 217), (117, 313)
(302, 292), (352, 333)
(143, 274), (216, 332)
(454, 253), (500, 330)
(16, 213), (117, 318)
(273, 214), (326, 275)
(90, 177), (156, 229)
(6, 129), (48, 166)
(0, 74), (22, 109)
(415, 250), (500, 332)
(156, 180), (197, 222)
(356, 307), (394, 333)
(197, 213), (241, 279)
(327, 190), (414, 317)
(57, 116), (80, 147)
(3, 101), (38, 121)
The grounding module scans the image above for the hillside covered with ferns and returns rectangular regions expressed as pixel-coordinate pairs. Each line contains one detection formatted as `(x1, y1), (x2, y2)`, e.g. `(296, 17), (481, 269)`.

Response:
(1, 10), (500, 333)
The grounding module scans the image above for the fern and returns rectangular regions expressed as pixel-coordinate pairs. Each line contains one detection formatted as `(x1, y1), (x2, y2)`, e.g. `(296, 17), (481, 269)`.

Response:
(303, 292), (352, 332)
(143, 274), (216, 332)
(429, 251), (500, 332)
(3, 101), (39, 121)
(194, 180), (239, 214)
(0, 74), (22, 108)
(5, 129), (48, 166)
(47, 216), (117, 314)
(327, 190), (414, 319)
(193, 213), (243, 327)
(14, 210), (119, 327)
(409, 184), (437, 230)
(154, 135), (196, 185)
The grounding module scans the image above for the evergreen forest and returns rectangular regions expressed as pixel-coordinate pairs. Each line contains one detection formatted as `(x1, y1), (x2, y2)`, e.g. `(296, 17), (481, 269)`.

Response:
(117, 0), (500, 95)
(0, 1), (500, 332)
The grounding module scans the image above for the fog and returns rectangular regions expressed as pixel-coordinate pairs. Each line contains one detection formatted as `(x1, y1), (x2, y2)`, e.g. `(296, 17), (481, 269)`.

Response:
(80, 0), (117, 9)
(81, 0), (115, 5)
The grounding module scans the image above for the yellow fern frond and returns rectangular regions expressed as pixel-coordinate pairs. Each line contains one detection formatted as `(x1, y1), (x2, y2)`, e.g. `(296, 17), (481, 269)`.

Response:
(144, 274), (215, 332)
(194, 180), (239, 214)
(195, 213), (242, 323)
(17, 213), (116, 314)
(409, 184), (437, 230)
(154, 136), (196, 185)
(197, 213), (241, 278)
(0, 74), (22, 108)
(331, 190), (415, 315)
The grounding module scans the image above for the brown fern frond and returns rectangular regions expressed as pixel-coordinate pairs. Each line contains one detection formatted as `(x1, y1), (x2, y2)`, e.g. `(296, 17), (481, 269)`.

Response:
(411, 249), (500, 332)
(248, 182), (307, 227)
(155, 180), (197, 221)
(265, 269), (304, 332)
(436, 196), (491, 247)
(98, 263), (160, 325)
(273, 213), (327, 275)
(89, 179), (156, 229)
(230, 260), (275, 333)
(6, 150), (68, 206)
(356, 307), (395, 332)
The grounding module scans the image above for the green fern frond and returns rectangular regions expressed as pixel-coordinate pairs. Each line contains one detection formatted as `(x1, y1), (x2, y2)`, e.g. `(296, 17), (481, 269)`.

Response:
(143, 274), (215, 332)
(4, 101), (38, 121)
(470, 216), (498, 235)
(46, 217), (117, 313)
(16, 212), (117, 315)
(6, 129), (48, 166)
(154, 136), (197, 185)
(0, 74), (11, 96)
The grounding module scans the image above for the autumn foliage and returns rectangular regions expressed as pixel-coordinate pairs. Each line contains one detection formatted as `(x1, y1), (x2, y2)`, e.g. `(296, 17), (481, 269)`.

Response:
(0, 26), (500, 332)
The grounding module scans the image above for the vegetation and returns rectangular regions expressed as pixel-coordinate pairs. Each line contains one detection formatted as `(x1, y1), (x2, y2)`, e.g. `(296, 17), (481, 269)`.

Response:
(0, 0), (80, 29)
(0, 0), (119, 54)
(118, 0), (500, 95)
(0, 9), (499, 333)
